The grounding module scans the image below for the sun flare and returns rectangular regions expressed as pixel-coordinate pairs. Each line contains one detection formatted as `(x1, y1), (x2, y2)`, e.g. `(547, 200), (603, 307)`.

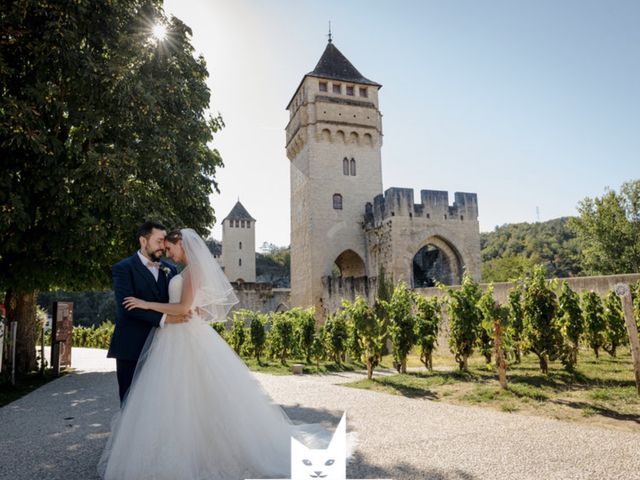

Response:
(152, 24), (167, 42)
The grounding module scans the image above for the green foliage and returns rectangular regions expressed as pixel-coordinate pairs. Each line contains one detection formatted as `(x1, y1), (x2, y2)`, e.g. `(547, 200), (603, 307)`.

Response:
(70, 322), (115, 349)
(569, 180), (640, 275)
(324, 311), (348, 365)
(381, 282), (416, 373)
(441, 273), (482, 371)
(229, 317), (247, 355)
(290, 307), (316, 364)
(256, 243), (290, 287)
(482, 255), (539, 283)
(477, 287), (498, 363)
(603, 291), (627, 357)
(210, 321), (226, 340)
(581, 291), (606, 358)
(413, 294), (440, 371)
(481, 218), (582, 280)
(341, 296), (385, 379)
(248, 312), (267, 364)
(506, 283), (524, 363)
(0, 1), (224, 293)
(268, 312), (294, 365)
(521, 266), (562, 374)
(310, 324), (327, 368)
(557, 281), (583, 368)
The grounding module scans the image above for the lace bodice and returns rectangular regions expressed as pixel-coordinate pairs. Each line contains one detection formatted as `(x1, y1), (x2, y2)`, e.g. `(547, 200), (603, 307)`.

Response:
(168, 274), (183, 303)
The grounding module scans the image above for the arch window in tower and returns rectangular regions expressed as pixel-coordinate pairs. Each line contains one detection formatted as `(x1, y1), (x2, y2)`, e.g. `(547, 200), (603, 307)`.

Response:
(350, 158), (356, 176)
(333, 193), (343, 210)
(359, 87), (368, 97)
(319, 81), (328, 92)
(343, 157), (349, 175)
(346, 85), (354, 96)
(332, 83), (341, 94)
(239, 258), (242, 266)
(239, 241), (242, 250)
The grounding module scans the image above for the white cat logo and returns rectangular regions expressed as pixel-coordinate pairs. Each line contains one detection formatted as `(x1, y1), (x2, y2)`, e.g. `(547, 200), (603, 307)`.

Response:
(247, 411), (390, 480)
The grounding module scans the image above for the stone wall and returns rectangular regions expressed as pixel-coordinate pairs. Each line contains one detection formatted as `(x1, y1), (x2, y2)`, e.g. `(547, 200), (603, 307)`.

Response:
(227, 282), (291, 315)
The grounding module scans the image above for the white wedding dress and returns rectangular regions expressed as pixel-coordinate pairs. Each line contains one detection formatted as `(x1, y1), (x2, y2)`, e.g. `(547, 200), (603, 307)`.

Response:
(98, 273), (341, 480)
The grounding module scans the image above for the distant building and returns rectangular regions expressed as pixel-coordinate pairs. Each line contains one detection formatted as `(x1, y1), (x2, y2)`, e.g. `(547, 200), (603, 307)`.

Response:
(219, 200), (256, 283)
(285, 39), (481, 318)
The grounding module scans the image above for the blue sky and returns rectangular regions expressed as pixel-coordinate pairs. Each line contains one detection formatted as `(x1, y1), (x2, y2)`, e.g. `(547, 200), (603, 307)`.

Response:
(163, 0), (639, 248)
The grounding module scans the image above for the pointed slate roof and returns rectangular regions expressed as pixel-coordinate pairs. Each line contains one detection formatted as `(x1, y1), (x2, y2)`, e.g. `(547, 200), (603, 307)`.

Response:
(307, 41), (381, 87)
(223, 200), (255, 222)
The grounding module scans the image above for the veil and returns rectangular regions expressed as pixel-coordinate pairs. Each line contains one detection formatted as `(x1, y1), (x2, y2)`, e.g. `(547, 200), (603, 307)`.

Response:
(181, 228), (239, 323)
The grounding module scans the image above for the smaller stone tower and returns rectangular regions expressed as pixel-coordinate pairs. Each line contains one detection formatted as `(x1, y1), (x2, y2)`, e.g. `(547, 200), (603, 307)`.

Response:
(221, 200), (256, 282)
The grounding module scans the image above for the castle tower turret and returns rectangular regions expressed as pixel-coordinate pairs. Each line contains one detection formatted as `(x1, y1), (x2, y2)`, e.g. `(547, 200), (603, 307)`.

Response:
(221, 200), (256, 282)
(286, 40), (383, 315)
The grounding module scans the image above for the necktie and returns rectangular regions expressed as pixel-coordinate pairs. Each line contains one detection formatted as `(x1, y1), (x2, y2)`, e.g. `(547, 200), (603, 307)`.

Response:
(147, 261), (160, 269)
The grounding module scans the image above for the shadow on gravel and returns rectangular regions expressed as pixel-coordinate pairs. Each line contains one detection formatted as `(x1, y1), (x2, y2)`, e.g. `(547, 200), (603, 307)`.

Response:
(0, 371), (118, 480)
(348, 450), (477, 480)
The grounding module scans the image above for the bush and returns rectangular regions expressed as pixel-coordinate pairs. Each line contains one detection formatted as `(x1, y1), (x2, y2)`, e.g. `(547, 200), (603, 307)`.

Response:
(582, 291), (606, 358)
(324, 312), (348, 365)
(522, 266), (562, 374)
(381, 282), (416, 373)
(442, 273), (482, 371)
(413, 294), (440, 371)
(603, 291), (627, 357)
(268, 312), (294, 365)
(557, 281), (583, 368)
(341, 296), (385, 379)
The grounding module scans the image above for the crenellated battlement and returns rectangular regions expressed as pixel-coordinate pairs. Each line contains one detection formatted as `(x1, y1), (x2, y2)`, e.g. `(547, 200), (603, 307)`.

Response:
(364, 187), (478, 228)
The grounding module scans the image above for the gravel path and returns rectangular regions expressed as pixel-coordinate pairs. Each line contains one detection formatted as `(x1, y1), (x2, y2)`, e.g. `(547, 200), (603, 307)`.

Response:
(1, 348), (639, 480)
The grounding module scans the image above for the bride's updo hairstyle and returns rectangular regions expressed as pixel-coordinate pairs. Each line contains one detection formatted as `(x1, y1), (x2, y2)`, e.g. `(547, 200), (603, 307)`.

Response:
(166, 230), (183, 244)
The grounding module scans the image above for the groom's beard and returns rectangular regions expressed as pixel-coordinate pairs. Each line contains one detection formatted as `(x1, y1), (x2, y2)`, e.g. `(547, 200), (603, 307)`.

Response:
(146, 248), (164, 262)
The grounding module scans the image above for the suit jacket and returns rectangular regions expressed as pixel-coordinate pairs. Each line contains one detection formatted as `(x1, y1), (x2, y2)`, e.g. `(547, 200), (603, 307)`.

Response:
(107, 253), (177, 361)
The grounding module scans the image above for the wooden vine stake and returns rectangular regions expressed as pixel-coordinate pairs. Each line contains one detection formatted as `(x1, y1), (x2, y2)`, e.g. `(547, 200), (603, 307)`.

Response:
(615, 283), (640, 395)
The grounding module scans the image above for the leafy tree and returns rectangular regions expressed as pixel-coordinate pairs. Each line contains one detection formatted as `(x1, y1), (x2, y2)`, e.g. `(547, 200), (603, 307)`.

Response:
(481, 218), (582, 279)
(0, 1), (224, 373)
(477, 288), (497, 364)
(248, 312), (267, 365)
(381, 282), (416, 373)
(557, 281), (583, 367)
(521, 266), (562, 374)
(413, 294), (440, 371)
(582, 291), (606, 358)
(341, 296), (385, 379)
(506, 283), (524, 363)
(603, 291), (627, 357)
(569, 180), (640, 275)
(482, 255), (538, 283)
(441, 273), (482, 371)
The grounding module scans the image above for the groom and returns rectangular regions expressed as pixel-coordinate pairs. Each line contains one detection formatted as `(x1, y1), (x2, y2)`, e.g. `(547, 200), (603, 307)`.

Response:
(107, 221), (187, 404)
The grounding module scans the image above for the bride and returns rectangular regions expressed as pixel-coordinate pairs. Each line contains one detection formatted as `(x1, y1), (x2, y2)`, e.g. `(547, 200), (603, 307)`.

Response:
(98, 228), (349, 480)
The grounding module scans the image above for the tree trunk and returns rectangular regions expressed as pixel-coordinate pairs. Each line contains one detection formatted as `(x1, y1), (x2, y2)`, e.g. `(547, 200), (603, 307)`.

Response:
(494, 320), (508, 389)
(427, 351), (433, 372)
(4, 289), (38, 375)
(367, 360), (373, 380)
(514, 346), (521, 364)
(401, 357), (407, 374)
(538, 354), (548, 374)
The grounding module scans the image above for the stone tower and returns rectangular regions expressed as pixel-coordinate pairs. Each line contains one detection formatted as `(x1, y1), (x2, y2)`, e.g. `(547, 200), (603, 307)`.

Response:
(286, 40), (383, 315)
(221, 200), (256, 282)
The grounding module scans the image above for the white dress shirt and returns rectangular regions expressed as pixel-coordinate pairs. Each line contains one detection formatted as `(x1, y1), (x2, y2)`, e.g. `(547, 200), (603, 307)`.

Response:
(137, 250), (167, 328)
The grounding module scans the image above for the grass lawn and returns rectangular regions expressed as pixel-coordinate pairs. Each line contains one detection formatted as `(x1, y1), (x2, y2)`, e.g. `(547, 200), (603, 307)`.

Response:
(343, 346), (640, 432)
(0, 368), (71, 407)
(242, 356), (362, 375)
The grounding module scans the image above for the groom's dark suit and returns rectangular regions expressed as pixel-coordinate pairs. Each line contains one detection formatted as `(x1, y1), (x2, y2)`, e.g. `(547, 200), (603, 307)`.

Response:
(108, 253), (177, 403)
